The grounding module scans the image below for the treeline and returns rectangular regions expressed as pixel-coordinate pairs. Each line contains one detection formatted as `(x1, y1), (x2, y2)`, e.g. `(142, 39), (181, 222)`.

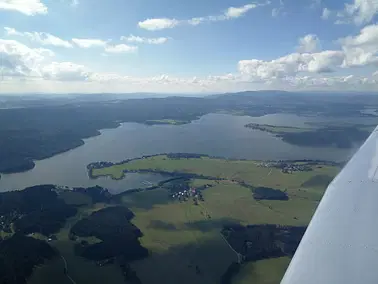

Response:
(221, 224), (306, 262)
(253, 187), (289, 201)
(0, 234), (57, 284)
(72, 185), (112, 203)
(279, 127), (370, 149)
(71, 206), (148, 261)
(0, 185), (77, 236)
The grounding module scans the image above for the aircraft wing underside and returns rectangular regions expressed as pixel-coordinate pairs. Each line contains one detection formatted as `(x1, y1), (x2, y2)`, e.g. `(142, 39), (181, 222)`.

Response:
(281, 125), (378, 284)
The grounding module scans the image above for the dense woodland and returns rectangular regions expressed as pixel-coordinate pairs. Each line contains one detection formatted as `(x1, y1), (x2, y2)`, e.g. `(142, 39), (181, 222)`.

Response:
(279, 126), (370, 148)
(1, 91), (377, 174)
(253, 187), (289, 201)
(0, 185), (77, 236)
(222, 224), (306, 262)
(71, 206), (148, 261)
(0, 234), (57, 284)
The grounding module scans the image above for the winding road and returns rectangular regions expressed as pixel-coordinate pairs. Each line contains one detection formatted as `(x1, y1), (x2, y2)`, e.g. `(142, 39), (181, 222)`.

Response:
(60, 255), (77, 284)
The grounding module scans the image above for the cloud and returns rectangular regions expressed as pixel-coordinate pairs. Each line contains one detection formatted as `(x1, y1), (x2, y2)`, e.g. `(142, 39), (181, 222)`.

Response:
(225, 3), (259, 18)
(339, 23), (378, 67)
(238, 50), (345, 80)
(4, 27), (72, 48)
(336, 0), (378, 25)
(104, 44), (138, 53)
(72, 38), (107, 48)
(41, 62), (90, 81)
(321, 8), (331, 20)
(0, 39), (53, 77)
(297, 34), (321, 53)
(138, 1), (269, 30)
(138, 18), (180, 31)
(0, 0), (47, 15)
(121, 35), (168, 45)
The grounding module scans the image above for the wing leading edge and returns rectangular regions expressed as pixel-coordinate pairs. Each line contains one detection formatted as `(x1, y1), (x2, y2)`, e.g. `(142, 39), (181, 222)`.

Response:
(281, 126), (378, 284)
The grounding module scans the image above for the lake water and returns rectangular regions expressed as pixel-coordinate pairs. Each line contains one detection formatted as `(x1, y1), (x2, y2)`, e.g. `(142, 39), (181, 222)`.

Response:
(0, 113), (367, 193)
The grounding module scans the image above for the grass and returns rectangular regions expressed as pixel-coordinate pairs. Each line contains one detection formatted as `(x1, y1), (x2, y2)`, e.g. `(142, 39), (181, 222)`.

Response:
(92, 155), (339, 284)
(233, 257), (291, 284)
(31, 155), (340, 284)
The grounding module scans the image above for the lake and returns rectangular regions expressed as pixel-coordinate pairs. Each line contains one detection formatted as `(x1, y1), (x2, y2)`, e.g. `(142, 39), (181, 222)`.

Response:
(0, 113), (364, 193)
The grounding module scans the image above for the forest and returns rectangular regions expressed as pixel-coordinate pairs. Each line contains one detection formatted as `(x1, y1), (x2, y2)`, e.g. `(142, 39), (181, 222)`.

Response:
(0, 185), (77, 236)
(253, 187), (289, 201)
(279, 126), (370, 148)
(222, 224), (306, 262)
(0, 234), (57, 284)
(70, 206), (148, 261)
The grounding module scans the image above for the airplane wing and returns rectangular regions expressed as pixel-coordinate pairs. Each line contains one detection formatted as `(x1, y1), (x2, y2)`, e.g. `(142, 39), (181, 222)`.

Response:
(281, 126), (378, 284)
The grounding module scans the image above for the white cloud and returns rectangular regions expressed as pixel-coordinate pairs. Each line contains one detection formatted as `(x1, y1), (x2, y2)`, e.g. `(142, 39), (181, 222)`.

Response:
(4, 27), (72, 48)
(0, 0), (47, 15)
(104, 44), (138, 54)
(337, 0), (378, 25)
(297, 34), (321, 53)
(2, 22), (378, 93)
(138, 2), (269, 30)
(121, 35), (168, 45)
(321, 8), (331, 20)
(72, 38), (107, 48)
(238, 50), (345, 80)
(41, 62), (90, 81)
(339, 23), (378, 67)
(0, 39), (53, 77)
(225, 3), (258, 18)
(138, 18), (180, 31)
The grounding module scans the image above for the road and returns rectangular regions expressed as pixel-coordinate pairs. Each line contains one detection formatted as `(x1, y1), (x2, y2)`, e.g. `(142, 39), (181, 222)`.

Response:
(219, 233), (243, 264)
(60, 255), (77, 284)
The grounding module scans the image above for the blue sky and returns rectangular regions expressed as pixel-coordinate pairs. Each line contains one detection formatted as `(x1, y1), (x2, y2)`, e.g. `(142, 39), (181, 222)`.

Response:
(0, 0), (377, 94)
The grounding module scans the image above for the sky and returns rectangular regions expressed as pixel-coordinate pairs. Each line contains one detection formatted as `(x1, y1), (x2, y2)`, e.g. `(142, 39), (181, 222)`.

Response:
(0, 0), (377, 94)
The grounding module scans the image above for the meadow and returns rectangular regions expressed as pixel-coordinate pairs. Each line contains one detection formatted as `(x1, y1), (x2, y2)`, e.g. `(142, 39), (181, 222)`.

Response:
(90, 155), (340, 284)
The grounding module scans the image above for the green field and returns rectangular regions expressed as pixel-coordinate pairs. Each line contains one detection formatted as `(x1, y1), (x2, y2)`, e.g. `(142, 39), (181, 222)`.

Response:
(89, 155), (340, 284)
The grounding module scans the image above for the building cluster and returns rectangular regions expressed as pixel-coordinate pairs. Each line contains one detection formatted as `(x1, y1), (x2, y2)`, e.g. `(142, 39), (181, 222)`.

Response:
(257, 162), (312, 173)
(0, 212), (21, 234)
(171, 188), (205, 204)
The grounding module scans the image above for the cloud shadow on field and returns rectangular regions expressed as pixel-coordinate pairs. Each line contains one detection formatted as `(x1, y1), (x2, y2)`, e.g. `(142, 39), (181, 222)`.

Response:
(147, 220), (178, 231)
(184, 218), (241, 232)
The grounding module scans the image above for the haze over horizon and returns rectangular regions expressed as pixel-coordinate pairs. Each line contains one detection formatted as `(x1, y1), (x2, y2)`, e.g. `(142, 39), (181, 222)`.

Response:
(0, 0), (378, 94)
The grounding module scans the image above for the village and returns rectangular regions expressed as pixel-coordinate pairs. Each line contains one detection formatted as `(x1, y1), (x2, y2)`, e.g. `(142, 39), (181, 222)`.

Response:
(257, 161), (312, 173)
(171, 187), (205, 205)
